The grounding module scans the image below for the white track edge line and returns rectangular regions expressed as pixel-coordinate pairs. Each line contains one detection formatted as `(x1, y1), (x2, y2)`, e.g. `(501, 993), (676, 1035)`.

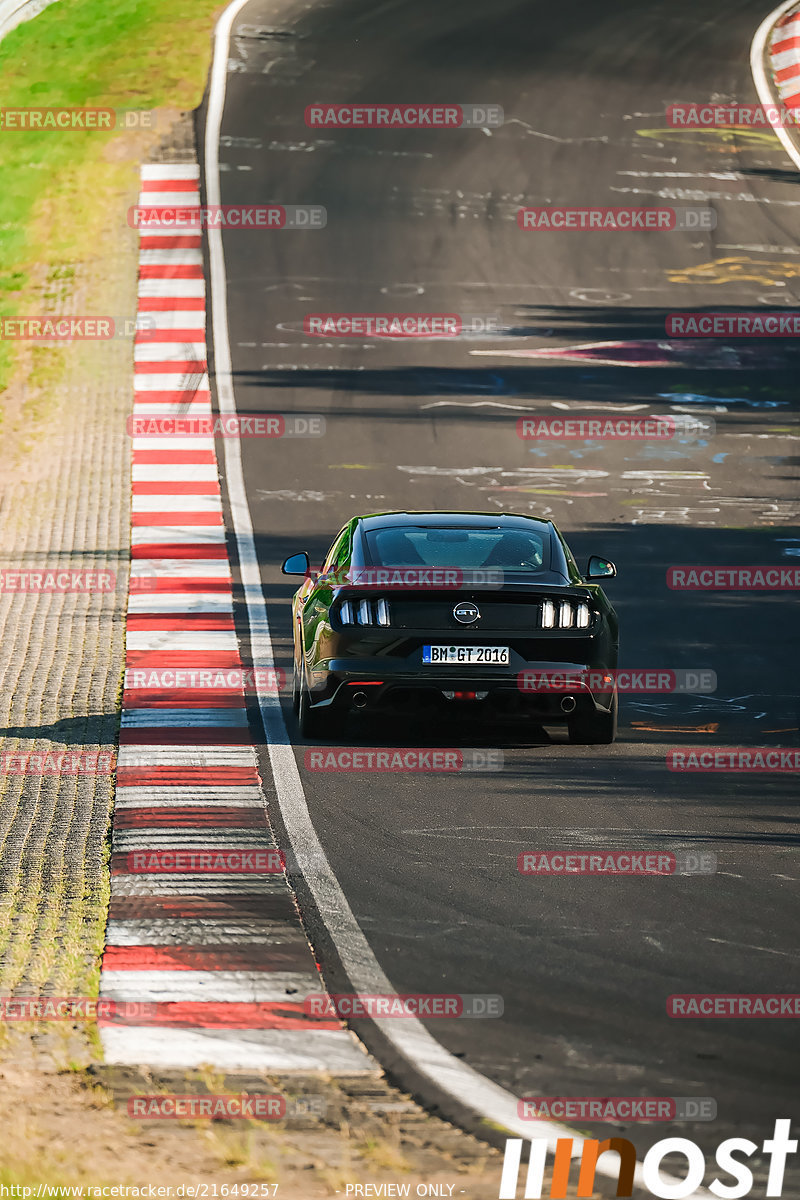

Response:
(204, 0), (708, 1191)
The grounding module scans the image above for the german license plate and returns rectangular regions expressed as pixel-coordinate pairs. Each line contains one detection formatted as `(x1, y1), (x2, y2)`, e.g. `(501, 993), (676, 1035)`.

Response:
(422, 645), (510, 665)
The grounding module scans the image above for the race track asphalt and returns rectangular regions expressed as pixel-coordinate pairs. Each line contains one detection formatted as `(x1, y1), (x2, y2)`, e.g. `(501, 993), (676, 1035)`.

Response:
(202, 0), (800, 1183)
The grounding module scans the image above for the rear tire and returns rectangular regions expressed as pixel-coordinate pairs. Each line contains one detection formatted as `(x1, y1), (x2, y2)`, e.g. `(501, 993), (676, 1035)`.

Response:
(568, 693), (618, 745)
(298, 671), (345, 739)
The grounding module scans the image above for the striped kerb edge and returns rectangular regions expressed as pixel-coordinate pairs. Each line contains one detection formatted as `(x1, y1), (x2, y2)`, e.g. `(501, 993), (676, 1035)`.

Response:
(98, 163), (374, 1072)
(771, 7), (800, 110)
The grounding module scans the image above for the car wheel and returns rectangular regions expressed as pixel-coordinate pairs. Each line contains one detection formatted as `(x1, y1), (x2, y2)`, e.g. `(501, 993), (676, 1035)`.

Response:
(298, 670), (345, 740)
(568, 693), (618, 745)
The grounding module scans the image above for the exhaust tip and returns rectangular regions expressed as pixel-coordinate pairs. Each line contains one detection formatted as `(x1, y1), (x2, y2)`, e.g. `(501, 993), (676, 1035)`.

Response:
(560, 695), (577, 714)
(352, 691), (368, 709)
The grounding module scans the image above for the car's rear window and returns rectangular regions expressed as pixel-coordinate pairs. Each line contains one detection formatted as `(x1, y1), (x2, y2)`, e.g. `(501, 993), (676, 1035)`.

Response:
(363, 526), (551, 571)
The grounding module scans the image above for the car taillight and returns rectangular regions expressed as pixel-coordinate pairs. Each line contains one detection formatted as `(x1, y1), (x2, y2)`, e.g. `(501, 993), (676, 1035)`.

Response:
(540, 598), (594, 630)
(338, 598), (391, 627)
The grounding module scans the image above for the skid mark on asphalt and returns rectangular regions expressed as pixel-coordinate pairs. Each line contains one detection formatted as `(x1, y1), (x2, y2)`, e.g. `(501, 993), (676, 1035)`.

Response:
(502, 117), (610, 145)
(635, 127), (780, 150)
(617, 170), (744, 179)
(472, 338), (800, 368)
(630, 721), (719, 733)
(256, 489), (335, 501)
(386, 185), (549, 221)
(612, 184), (800, 205)
(659, 391), (788, 408)
(419, 399), (651, 412)
(707, 938), (798, 959)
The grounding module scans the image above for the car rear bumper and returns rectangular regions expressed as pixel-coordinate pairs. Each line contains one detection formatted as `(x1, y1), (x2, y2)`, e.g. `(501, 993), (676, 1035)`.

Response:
(305, 657), (617, 719)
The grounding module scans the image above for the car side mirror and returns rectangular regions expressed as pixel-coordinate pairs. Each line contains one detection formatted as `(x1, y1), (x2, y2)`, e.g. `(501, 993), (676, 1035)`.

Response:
(282, 552), (310, 576)
(586, 555), (616, 580)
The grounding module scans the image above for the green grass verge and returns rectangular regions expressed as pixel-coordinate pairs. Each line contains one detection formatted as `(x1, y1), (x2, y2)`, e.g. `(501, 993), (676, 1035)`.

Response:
(0, 0), (223, 398)
(0, 0), (223, 1005)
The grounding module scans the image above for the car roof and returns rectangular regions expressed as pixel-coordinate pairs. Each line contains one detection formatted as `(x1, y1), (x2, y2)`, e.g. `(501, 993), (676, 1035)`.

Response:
(356, 511), (555, 532)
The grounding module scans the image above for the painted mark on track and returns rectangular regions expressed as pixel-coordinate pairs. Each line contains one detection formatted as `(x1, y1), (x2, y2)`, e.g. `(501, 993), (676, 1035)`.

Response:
(668, 255), (800, 285)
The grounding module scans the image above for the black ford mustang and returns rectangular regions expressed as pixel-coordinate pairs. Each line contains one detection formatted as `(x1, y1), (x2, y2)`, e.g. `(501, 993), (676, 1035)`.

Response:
(282, 511), (619, 743)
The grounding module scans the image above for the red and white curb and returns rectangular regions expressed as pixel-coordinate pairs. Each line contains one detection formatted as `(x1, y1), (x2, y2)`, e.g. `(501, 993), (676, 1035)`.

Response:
(99, 162), (373, 1072)
(769, 5), (800, 111)
(753, 0), (800, 171)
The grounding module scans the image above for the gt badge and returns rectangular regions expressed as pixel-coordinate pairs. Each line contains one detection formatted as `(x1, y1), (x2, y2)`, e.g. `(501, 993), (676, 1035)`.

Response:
(453, 601), (480, 624)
